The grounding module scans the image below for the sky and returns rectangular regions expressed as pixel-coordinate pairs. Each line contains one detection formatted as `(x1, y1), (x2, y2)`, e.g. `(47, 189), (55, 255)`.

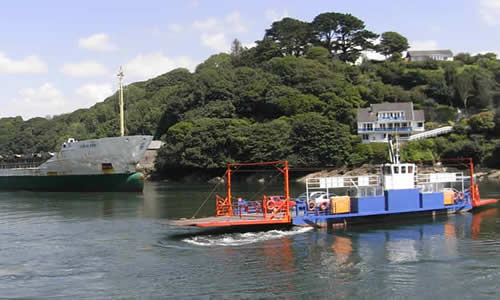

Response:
(1, 0), (499, 120)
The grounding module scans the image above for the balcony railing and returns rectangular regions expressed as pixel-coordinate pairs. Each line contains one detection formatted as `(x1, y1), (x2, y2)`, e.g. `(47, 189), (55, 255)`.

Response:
(377, 116), (405, 121)
(358, 127), (413, 132)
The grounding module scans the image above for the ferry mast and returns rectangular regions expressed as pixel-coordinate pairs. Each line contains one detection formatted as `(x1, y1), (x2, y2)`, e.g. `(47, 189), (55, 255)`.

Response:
(118, 66), (125, 136)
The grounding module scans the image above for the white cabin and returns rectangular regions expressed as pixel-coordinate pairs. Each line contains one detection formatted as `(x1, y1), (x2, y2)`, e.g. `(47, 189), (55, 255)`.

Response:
(382, 163), (416, 190)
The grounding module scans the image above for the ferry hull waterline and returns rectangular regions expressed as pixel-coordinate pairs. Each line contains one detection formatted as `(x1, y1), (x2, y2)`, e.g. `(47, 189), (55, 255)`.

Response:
(0, 135), (153, 192)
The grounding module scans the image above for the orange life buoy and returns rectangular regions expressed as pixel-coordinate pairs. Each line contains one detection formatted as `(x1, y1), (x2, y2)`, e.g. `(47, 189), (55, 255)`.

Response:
(319, 201), (328, 211)
(308, 201), (316, 210)
(267, 200), (275, 210)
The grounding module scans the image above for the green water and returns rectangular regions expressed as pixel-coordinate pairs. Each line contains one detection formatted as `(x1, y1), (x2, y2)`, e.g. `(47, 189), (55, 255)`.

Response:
(0, 181), (499, 299)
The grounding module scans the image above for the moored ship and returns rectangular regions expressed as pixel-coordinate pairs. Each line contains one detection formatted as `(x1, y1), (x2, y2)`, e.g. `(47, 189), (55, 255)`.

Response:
(0, 135), (153, 192)
(0, 67), (154, 192)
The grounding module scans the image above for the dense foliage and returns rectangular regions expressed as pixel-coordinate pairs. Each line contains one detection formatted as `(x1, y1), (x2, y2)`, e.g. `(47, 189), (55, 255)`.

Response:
(1, 12), (500, 176)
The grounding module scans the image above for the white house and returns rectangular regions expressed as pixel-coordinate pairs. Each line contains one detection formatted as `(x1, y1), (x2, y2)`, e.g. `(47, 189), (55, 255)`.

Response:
(406, 50), (453, 62)
(357, 102), (425, 144)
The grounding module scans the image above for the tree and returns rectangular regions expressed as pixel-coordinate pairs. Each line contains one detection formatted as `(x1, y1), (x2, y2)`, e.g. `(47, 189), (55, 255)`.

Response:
(230, 39), (244, 57)
(264, 17), (313, 56)
(469, 111), (495, 134)
(378, 31), (409, 57)
(287, 113), (352, 167)
(494, 107), (500, 136)
(312, 12), (378, 63)
(230, 39), (245, 66)
(455, 68), (474, 109)
(305, 46), (330, 62)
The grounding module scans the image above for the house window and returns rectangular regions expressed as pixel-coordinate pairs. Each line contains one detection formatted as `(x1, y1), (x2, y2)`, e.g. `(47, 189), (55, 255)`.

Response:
(362, 134), (369, 140)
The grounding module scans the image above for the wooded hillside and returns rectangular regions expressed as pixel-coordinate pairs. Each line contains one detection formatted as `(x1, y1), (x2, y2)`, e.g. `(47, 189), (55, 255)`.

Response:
(1, 12), (500, 176)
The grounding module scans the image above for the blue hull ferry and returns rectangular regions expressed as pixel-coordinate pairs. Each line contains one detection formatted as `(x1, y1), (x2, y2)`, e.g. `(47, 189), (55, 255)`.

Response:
(170, 140), (497, 229)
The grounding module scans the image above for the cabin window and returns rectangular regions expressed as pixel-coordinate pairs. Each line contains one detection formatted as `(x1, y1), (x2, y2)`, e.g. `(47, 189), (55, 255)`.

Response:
(401, 166), (406, 173)
(384, 166), (391, 174)
(102, 163), (113, 170)
(418, 122), (423, 127)
(393, 166), (399, 174)
(408, 166), (413, 173)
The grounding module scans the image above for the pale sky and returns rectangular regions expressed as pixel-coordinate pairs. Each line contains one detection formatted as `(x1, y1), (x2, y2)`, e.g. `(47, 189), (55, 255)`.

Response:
(1, 0), (499, 119)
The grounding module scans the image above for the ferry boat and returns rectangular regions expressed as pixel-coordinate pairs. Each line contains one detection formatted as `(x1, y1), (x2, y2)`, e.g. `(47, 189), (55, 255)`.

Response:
(171, 138), (498, 229)
(0, 67), (153, 192)
(291, 138), (482, 227)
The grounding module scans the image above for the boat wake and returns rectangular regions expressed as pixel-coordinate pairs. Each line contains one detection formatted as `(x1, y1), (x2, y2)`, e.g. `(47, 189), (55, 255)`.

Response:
(182, 226), (313, 247)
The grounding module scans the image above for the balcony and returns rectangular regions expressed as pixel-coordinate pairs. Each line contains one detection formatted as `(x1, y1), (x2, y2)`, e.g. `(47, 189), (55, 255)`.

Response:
(377, 116), (406, 121)
(358, 127), (413, 133)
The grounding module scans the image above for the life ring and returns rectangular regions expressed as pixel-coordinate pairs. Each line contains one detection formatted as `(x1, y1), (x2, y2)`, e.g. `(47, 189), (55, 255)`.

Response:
(319, 201), (328, 211)
(267, 200), (275, 210)
(308, 201), (316, 210)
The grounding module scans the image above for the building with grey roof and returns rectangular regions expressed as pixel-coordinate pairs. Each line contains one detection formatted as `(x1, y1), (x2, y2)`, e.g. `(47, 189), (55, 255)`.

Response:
(357, 102), (425, 143)
(406, 50), (453, 62)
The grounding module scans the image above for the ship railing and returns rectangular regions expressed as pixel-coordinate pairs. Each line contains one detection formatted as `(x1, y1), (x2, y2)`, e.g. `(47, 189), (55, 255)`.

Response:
(307, 175), (381, 188)
(222, 197), (290, 221)
(416, 172), (465, 194)
(305, 175), (382, 199)
(0, 162), (43, 169)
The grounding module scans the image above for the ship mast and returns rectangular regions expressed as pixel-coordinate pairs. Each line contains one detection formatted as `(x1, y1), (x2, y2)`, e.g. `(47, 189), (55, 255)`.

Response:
(118, 66), (125, 136)
(388, 135), (400, 164)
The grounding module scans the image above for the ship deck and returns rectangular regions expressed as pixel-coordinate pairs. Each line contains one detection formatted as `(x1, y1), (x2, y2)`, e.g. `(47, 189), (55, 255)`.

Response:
(169, 214), (291, 227)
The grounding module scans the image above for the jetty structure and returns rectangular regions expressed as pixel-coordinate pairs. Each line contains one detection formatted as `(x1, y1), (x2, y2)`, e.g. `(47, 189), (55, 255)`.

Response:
(0, 67), (153, 192)
(170, 138), (498, 229)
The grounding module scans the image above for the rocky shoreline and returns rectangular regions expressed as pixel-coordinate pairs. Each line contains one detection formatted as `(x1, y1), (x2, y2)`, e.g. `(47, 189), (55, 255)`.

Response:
(475, 169), (500, 182)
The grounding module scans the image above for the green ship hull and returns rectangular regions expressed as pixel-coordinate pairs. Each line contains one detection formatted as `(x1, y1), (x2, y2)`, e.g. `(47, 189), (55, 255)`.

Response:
(0, 172), (145, 192)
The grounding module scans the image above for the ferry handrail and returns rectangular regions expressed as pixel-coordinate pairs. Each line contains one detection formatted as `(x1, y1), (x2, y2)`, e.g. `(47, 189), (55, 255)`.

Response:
(306, 174), (381, 189)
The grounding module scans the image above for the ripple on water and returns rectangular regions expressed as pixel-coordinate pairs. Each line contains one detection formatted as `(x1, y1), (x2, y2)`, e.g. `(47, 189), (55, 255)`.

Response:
(181, 226), (313, 247)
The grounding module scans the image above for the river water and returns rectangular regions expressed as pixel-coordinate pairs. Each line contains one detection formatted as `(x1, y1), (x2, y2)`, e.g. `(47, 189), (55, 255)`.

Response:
(1, 181), (500, 299)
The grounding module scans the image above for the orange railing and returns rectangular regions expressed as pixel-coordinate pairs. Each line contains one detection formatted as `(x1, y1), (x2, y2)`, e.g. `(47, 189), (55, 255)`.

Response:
(214, 161), (291, 223)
